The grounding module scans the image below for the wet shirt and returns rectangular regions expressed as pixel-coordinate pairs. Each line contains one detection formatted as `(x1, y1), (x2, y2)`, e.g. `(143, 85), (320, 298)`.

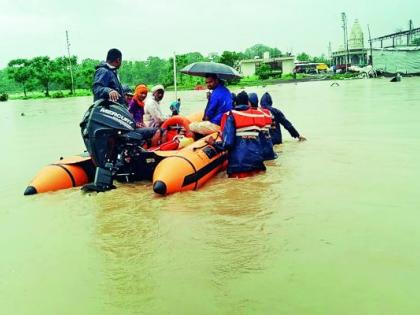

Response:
(204, 84), (233, 125)
(92, 62), (125, 105)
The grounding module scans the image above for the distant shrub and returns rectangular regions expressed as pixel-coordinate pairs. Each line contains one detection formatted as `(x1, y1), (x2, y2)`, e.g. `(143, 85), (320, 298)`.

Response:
(51, 91), (65, 98)
(74, 89), (92, 97)
(281, 73), (293, 80)
(256, 64), (272, 80)
(0, 92), (9, 102)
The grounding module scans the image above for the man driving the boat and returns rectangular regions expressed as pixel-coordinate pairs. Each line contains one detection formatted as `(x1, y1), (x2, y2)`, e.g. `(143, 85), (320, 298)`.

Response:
(92, 48), (126, 105)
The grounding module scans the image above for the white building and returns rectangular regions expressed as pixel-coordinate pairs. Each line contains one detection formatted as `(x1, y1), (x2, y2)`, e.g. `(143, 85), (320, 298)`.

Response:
(239, 55), (295, 77)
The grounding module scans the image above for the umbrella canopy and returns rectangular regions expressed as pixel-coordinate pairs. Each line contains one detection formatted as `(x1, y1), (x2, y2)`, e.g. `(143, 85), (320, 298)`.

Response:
(180, 62), (242, 80)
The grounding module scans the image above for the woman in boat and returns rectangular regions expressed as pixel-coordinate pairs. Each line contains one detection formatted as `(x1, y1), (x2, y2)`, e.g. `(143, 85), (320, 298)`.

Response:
(128, 84), (148, 128)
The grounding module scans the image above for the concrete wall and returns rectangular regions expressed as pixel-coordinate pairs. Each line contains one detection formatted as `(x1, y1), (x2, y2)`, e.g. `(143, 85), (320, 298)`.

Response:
(282, 59), (294, 74)
(240, 62), (257, 77)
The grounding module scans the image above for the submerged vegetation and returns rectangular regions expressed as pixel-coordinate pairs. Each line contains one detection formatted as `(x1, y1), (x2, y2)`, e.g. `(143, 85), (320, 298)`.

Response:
(1, 44), (335, 100)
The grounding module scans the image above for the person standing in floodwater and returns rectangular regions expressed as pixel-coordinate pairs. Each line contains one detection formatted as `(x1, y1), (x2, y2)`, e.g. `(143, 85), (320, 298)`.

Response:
(207, 91), (266, 178)
(260, 92), (306, 144)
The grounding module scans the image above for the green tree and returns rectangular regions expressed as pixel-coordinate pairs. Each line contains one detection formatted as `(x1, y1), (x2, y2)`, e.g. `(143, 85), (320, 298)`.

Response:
(76, 58), (98, 89)
(255, 64), (272, 80)
(311, 54), (330, 65)
(219, 51), (243, 67)
(0, 69), (18, 93)
(170, 53), (206, 87)
(412, 37), (420, 46)
(7, 59), (34, 97)
(30, 56), (59, 96)
(144, 56), (170, 85)
(244, 44), (282, 59)
(52, 56), (78, 93)
(297, 52), (310, 62)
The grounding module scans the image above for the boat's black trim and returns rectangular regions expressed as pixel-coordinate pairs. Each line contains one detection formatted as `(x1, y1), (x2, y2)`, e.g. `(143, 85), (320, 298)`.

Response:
(182, 154), (227, 189)
(24, 185), (37, 196)
(169, 156), (198, 190)
(52, 164), (76, 187)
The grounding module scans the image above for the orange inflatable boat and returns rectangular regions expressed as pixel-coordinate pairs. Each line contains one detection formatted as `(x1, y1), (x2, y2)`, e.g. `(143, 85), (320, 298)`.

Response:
(23, 149), (181, 195)
(24, 114), (197, 195)
(24, 111), (227, 196)
(24, 154), (95, 195)
(152, 133), (227, 195)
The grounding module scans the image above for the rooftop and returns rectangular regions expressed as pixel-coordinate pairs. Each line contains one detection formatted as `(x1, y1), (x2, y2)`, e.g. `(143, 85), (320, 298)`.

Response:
(239, 56), (295, 64)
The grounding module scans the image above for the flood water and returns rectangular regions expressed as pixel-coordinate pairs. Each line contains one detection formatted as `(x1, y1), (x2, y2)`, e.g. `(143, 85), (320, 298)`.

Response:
(1, 78), (419, 314)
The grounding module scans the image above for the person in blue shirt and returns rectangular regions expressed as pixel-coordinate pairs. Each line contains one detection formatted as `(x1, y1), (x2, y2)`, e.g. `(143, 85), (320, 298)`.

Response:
(190, 74), (233, 135)
(203, 74), (233, 125)
(92, 48), (125, 105)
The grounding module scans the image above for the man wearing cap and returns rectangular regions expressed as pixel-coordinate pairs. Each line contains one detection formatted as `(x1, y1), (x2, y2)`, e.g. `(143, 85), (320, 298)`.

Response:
(92, 48), (126, 104)
(143, 84), (167, 128)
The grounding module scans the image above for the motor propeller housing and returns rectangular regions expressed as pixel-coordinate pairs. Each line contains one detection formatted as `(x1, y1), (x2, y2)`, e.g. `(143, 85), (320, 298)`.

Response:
(80, 100), (148, 192)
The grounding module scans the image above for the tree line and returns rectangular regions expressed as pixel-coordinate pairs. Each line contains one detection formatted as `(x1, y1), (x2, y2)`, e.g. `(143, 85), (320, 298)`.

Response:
(1, 44), (328, 97)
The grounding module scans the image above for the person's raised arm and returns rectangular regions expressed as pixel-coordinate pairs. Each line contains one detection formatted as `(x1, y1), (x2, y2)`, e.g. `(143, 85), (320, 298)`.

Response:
(272, 107), (306, 141)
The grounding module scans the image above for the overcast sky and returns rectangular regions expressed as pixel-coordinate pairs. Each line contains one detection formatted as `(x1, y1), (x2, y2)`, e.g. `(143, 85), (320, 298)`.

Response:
(0, 0), (418, 67)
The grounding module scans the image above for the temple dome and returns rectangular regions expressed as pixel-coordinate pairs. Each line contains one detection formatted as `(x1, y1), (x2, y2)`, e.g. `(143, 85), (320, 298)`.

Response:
(349, 19), (364, 49)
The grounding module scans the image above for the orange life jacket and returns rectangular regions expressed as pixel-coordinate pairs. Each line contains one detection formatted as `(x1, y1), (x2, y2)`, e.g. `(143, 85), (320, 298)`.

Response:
(221, 108), (266, 137)
(258, 108), (272, 131)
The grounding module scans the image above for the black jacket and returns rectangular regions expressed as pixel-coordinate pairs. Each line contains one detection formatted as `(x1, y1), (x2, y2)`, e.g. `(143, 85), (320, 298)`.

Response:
(92, 62), (125, 104)
(260, 92), (300, 144)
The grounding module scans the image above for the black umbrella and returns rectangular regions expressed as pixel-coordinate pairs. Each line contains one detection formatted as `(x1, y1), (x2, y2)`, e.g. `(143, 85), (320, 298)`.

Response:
(180, 62), (242, 80)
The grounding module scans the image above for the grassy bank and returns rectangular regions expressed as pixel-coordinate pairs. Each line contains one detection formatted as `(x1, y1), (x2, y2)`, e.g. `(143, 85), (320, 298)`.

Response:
(7, 89), (92, 101)
(2, 73), (360, 101)
(167, 72), (361, 91)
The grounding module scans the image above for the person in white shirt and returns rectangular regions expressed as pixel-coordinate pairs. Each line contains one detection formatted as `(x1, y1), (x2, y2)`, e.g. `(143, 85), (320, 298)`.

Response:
(143, 85), (167, 128)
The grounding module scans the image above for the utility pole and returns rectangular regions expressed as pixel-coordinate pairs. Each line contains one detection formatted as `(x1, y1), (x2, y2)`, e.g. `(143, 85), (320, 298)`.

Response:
(341, 12), (349, 72)
(328, 42), (332, 66)
(65, 30), (75, 94)
(408, 19), (413, 45)
(173, 52), (177, 101)
(368, 24), (373, 66)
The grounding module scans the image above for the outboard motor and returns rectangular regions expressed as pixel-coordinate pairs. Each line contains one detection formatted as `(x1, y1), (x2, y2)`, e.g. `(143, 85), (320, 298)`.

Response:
(80, 99), (156, 192)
